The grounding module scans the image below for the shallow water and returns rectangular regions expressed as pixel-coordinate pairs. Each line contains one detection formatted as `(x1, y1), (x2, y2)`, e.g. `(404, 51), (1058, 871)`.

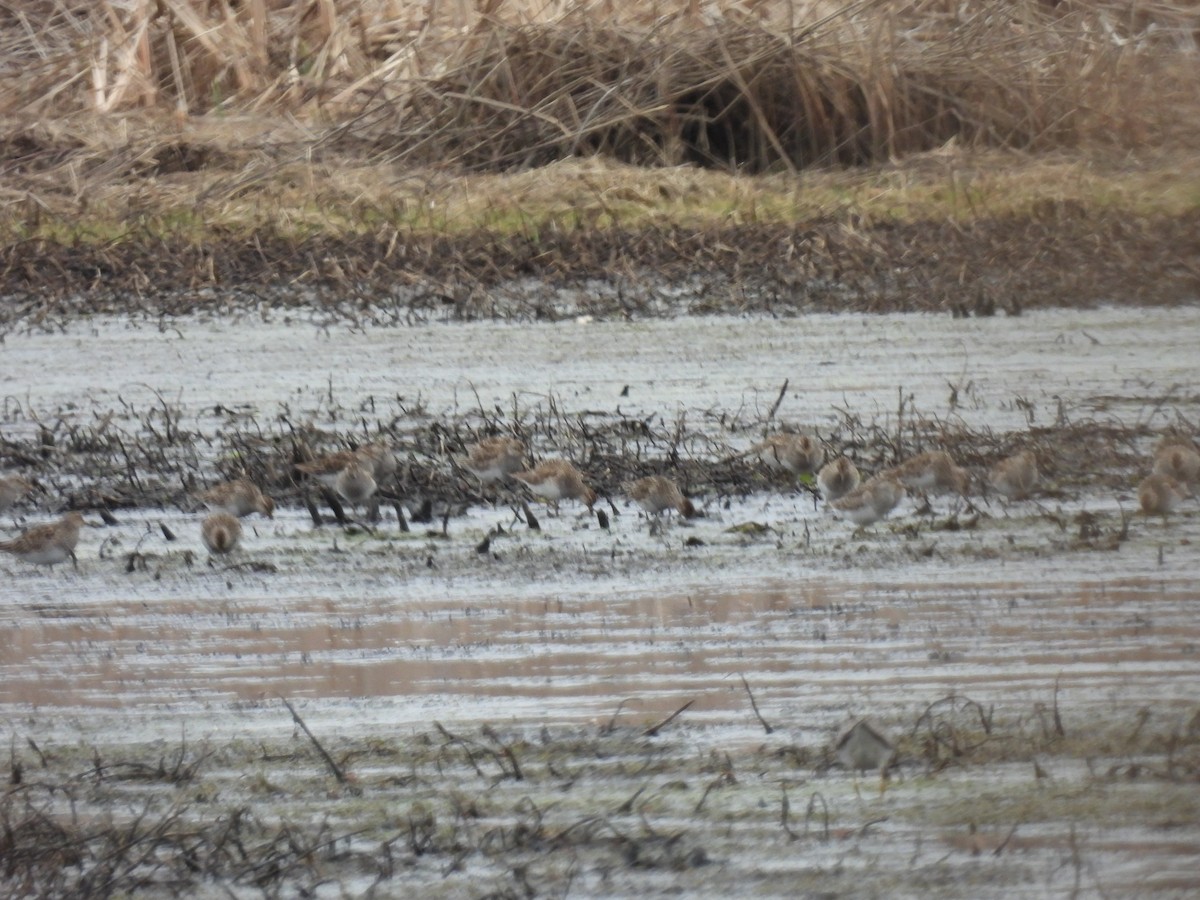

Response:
(2, 306), (1199, 896)
(2, 306), (1198, 728)
(5, 306), (1199, 442)
(4, 547), (1198, 731)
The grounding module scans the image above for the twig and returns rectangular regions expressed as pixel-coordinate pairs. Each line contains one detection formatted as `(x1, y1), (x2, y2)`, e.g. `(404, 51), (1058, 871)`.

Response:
(482, 725), (524, 781)
(804, 791), (830, 840)
(522, 501), (541, 531)
(740, 674), (773, 734)
(693, 774), (725, 813)
(25, 737), (47, 768)
(1052, 672), (1065, 737)
(766, 378), (789, 422)
(993, 822), (1020, 856)
(319, 487), (348, 526)
(642, 699), (694, 737)
(781, 787), (798, 841)
(615, 784), (647, 814)
(602, 698), (632, 735)
(279, 696), (346, 784)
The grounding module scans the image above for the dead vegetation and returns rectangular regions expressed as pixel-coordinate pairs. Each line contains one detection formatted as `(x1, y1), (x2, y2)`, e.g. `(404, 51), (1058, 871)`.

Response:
(2, 199), (1200, 328)
(1, 691), (1195, 897)
(0, 2), (1198, 313)
(0, 371), (1178, 553)
(6, 1), (1198, 162)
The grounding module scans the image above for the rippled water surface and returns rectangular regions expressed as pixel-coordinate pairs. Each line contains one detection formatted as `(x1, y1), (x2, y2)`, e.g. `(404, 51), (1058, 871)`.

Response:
(2, 307), (1198, 896)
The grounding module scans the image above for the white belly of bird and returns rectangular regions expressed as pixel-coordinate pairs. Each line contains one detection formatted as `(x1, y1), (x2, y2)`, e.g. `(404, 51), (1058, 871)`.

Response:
(205, 498), (248, 517)
(526, 480), (564, 502)
(899, 470), (939, 491)
(834, 497), (882, 526)
(468, 462), (507, 483)
(21, 545), (72, 566)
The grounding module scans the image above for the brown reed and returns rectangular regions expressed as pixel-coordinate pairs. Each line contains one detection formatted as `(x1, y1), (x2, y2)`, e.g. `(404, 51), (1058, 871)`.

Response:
(2, 1), (1197, 172)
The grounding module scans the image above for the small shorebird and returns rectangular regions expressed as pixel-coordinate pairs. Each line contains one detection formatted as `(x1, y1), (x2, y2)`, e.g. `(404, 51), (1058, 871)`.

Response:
(201, 512), (242, 555)
(625, 475), (696, 521)
(196, 478), (274, 518)
(1153, 445), (1200, 486)
(297, 444), (391, 523)
(335, 460), (377, 508)
(836, 719), (896, 796)
(830, 475), (906, 532)
(1138, 473), (1190, 521)
(296, 450), (360, 489)
(355, 441), (397, 484)
(460, 436), (526, 484)
(989, 450), (1039, 501)
(297, 441), (394, 484)
(1154, 433), (1198, 457)
(0, 511), (85, 568)
(887, 450), (970, 497)
(835, 719), (896, 775)
(0, 474), (34, 520)
(817, 457), (860, 502)
(512, 459), (597, 513)
(750, 433), (825, 476)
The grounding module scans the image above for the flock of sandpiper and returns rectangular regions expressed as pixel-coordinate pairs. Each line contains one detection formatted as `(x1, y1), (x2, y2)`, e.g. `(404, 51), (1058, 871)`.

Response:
(0, 428), (1196, 570)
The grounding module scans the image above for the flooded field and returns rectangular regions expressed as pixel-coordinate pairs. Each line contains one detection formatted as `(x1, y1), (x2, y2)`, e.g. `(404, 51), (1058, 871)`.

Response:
(1, 306), (1199, 896)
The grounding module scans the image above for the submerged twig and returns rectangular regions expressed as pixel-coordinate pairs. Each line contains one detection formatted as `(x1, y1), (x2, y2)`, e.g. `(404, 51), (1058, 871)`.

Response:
(740, 674), (773, 734)
(642, 700), (694, 737)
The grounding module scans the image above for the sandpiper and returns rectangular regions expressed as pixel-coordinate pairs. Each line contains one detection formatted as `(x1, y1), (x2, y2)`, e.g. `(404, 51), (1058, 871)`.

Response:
(295, 450), (361, 489)
(355, 442), (397, 484)
(817, 457), (861, 502)
(335, 460), (377, 507)
(1138, 473), (1190, 521)
(201, 512), (242, 555)
(835, 719), (896, 775)
(297, 445), (389, 523)
(625, 475), (696, 520)
(1153, 445), (1200, 486)
(989, 450), (1039, 501)
(196, 478), (274, 518)
(1154, 433), (1198, 457)
(750, 433), (825, 476)
(0, 511), (85, 568)
(0, 474), (34, 519)
(296, 440), (392, 483)
(460, 436), (526, 484)
(512, 459), (597, 513)
(294, 446), (362, 482)
(830, 475), (906, 532)
(887, 450), (970, 497)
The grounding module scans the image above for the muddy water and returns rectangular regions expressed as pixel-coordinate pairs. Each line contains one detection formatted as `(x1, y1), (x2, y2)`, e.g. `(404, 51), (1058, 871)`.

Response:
(3, 560), (1198, 732)
(2, 306), (1199, 896)
(1, 306), (1198, 737)
(5, 306), (1200, 443)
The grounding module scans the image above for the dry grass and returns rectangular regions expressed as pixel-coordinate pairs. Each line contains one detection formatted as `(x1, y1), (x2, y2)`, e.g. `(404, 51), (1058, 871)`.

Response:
(0, 362), (1170, 538)
(3, 1), (1199, 169)
(1, 703), (1195, 896)
(1, 2), (1198, 311)
(3, 180), (1199, 324)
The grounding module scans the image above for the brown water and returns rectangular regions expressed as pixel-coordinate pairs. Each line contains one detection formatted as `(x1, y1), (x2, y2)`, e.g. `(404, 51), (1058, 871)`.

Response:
(4, 565), (1196, 738)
